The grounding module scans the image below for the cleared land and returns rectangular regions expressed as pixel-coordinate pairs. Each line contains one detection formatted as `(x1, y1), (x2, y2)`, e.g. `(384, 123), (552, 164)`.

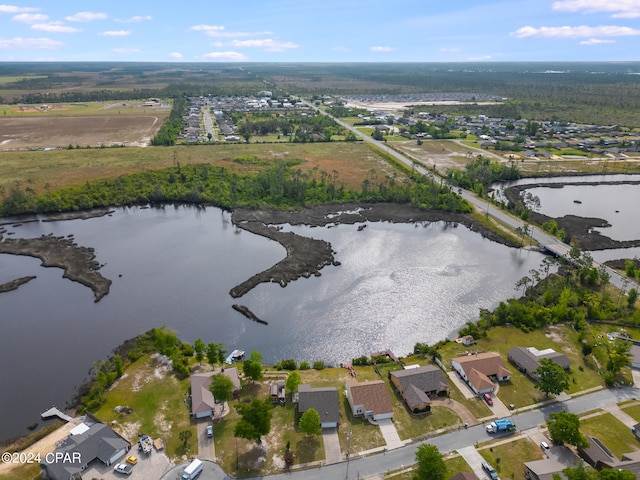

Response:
(0, 115), (163, 150)
(0, 142), (402, 194)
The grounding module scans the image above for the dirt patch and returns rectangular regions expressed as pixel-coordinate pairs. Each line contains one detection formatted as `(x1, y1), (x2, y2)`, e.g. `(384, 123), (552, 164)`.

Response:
(0, 115), (162, 150)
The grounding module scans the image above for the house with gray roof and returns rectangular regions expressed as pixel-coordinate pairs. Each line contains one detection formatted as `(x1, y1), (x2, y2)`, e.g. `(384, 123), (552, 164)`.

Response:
(579, 435), (640, 477)
(523, 458), (568, 480)
(508, 347), (570, 379)
(389, 365), (448, 413)
(297, 384), (340, 429)
(40, 420), (130, 480)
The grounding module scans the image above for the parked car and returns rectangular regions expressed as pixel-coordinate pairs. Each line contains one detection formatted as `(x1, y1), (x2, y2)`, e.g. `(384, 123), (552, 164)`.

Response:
(114, 463), (133, 475)
(125, 455), (138, 465)
(482, 461), (499, 480)
(540, 441), (550, 450)
(206, 425), (213, 438)
(483, 393), (494, 406)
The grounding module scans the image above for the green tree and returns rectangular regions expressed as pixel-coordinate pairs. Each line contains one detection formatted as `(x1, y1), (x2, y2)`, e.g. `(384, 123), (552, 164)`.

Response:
(243, 353), (263, 382)
(535, 358), (570, 397)
(113, 354), (123, 378)
(298, 408), (321, 436)
(234, 398), (273, 443)
(285, 371), (301, 396)
(413, 444), (446, 480)
(607, 339), (632, 375)
(210, 374), (234, 409)
(627, 288), (638, 309)
(547, 410), (589, 449)
(194, 338), (205, 364)
(179, 429), (192, 450)
(206, 343), (226, 365)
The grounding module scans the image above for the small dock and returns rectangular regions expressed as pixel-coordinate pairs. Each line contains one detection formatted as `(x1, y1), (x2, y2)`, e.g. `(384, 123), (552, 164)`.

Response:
(371, 349), (401, 364)
(41, 406), (73, 422)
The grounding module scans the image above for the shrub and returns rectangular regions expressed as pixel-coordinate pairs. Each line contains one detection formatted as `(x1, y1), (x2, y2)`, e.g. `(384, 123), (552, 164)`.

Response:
(299, 361), (310, 370)
(280, 359), (297, 370)
(313, 361), (325, 370)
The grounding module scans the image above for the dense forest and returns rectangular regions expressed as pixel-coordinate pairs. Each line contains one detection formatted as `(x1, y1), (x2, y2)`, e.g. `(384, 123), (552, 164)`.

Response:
(0, 160), (471, 216)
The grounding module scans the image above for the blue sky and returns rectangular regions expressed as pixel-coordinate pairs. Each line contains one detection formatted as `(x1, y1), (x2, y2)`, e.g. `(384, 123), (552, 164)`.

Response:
(1, 0), (639, 62)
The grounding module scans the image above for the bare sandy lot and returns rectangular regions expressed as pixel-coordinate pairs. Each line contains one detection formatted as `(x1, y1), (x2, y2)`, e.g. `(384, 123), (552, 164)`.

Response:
(0, 115), (161, 150)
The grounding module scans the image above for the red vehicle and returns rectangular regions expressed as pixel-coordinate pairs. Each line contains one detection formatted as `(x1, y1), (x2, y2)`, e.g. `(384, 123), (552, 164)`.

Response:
(483, 393), (493, 406)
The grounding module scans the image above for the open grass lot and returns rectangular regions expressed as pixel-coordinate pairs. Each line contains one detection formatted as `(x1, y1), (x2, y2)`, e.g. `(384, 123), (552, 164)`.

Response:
(0, 141), (402, 195)
(92, 354), (196, 461)
(0, 115), (164, 150)
(479, 437), (544, 480)
(393, 139), (479, 174)
(580, 412), (639, 457)
(386, 453), (471, 479)
(621, 402), (640, 422)
(0, 100), (170, 117)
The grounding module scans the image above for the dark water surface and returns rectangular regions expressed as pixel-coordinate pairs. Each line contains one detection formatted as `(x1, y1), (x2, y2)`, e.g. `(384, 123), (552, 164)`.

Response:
(0, 205), (545, 440)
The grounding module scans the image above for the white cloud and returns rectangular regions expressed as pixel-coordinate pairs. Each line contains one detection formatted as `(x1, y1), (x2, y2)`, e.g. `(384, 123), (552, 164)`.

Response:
(66, 11), (108, 22)
(100, 30), (132, 37)
(31, 23), (80, 33)
(0, 5), (39, 13)
(205, 30), (272, 38)
(440, 47), (461, 52)
(190, 24), (224, 32)
(229, 39), (299, 51)
(116, 15), (152, 23)
(553, 0), (640, 18)
(511, 25), (640, 38)
(370, 46), (395, 52)
(580, 37), (616, 44)
(467, 55), (493, 61)
(0, 37), (64, 49)
(113, 47), (139, 53)
(210, 41), (224, 47)
(168, 52), (183, 59)
(202, 51), (248, 61)
(12, 13), (47, 23)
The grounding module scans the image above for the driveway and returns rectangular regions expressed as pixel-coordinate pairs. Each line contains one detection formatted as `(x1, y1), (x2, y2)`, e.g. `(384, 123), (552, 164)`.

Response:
(197, 418), (216, 461)
(458, 446), (490, 479)
(322, 427), (343, 464)
(376, 418), (404, 450)
(83, 450), (173, 480)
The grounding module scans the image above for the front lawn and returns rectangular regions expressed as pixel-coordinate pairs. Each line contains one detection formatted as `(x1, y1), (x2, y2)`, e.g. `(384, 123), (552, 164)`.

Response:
(479, 437), (544, 480)
(580, 412), (639, 457)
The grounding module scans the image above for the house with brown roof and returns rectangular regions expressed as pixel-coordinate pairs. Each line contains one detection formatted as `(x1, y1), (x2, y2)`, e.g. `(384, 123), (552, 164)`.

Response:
(345, 379), (394, 421)
(389, 365), (448, 413)
(298, 384), (340, 429)
(190, 368), (242, 418)
(450, 352), (511, 394)
(508, 347), (570, 380)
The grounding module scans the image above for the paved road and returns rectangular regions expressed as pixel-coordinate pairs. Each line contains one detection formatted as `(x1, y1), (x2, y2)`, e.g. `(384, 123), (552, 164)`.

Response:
(163, 385), (640, 480)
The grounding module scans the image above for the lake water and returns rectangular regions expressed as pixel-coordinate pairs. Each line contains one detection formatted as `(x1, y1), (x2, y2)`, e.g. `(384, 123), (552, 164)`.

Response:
(0, 206), (545, 440)
(493, 174), (640, 262)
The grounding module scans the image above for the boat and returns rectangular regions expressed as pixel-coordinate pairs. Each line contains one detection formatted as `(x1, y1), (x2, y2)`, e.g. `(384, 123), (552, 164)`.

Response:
(225, 349), (245, 364)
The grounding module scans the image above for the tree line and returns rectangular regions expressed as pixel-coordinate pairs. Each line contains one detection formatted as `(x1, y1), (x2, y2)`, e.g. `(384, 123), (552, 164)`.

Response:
(0, 159), (471, 216)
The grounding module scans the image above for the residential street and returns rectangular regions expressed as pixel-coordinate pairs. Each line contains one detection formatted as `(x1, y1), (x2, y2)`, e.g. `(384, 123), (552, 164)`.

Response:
(163, 385), (640, 480)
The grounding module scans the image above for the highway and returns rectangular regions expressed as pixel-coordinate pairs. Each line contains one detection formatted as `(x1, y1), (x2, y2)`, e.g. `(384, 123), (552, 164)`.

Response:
(309, 101), (636, 294)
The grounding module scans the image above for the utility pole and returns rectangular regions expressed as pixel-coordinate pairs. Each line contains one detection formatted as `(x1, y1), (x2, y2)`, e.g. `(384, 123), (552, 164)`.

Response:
(345, 429), (352, 479)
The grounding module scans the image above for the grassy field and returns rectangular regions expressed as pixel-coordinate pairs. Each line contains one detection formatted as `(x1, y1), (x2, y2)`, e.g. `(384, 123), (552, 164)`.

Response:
(0, 141), (402, 195)
(479, 437), (544, 480)
(580, 412), (639, 457)
(92, 354), (196, 461)
(621, 402), (640, 422)
(386, 452), (471, 479)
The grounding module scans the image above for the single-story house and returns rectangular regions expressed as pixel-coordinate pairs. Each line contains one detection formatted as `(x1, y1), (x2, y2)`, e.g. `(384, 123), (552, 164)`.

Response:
(40, 420), (130, 480)
(297, 384), (340, 429)
(221, 366), (242, 396)
(523, 458), (568, 480)
(389, 365), (448, 412)
(345, 379), (394, 421)
(450, 352), (511, 395)
(579, 435), (640, 477)
(630, 340), (640, 370)
(508, 347), (570, 379)
(190, 373), (217, 418)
